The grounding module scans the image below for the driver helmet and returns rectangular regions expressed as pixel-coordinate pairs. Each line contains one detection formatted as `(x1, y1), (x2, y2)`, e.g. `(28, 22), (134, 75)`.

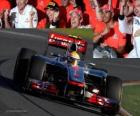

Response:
(70, 51), (80, 66)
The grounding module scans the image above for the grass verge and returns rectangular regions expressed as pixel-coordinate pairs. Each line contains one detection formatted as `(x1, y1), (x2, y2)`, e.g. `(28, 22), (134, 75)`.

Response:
(122, 85), (140, 116)
(51, 28), (94, 40)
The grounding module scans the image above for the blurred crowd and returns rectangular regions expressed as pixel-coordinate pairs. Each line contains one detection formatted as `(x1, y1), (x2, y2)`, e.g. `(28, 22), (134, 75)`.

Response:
(0, 0), (140, 58)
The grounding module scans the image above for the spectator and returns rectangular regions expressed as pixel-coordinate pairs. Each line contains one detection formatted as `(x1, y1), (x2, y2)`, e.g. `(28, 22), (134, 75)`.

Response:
(64, 0), (83, 27)
(83, 0), (93, 25)
(119, 0), (140, 58)
(45, 1), (66, 28)
(0, 0), (11, 28)
(28, 0), (63, 28)
(119, 0), (134, 55)
(69, 6), (93, 28)
(120, 0), (134, 17)
(69, 8), (83, 28)
(93, 4), (127, 57)
(0, 0), (11, 11)
(87, 0), (105, 28)
(28, 0), (50, 29)
(4, 0), (38, 28)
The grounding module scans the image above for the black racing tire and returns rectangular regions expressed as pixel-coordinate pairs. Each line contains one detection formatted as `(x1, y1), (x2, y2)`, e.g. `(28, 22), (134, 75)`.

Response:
(28, 56), (46, 81)
(106, 76), (122, 102)
(101, 76), (122, 115)
(13, 48), (37, 87)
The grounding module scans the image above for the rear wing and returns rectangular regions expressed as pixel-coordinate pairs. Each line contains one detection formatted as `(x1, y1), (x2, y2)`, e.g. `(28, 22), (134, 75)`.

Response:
(48, 33), (87, 54)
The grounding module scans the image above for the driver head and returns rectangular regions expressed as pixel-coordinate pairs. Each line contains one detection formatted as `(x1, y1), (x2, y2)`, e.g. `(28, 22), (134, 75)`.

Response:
(70, 51), (80, 66)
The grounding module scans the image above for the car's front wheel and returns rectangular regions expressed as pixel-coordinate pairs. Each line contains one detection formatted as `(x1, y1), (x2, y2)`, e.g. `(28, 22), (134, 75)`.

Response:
(14, 48), (37, 89)
(101, 76), (122, 115)
(28, 56), (46, 81)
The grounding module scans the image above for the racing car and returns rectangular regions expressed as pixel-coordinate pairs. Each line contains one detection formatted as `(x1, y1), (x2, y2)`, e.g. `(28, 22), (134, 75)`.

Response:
(13, 33), (122, 115)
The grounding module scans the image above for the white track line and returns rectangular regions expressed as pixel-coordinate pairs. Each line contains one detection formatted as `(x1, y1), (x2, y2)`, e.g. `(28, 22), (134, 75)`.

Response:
(119, 107), (132, 116)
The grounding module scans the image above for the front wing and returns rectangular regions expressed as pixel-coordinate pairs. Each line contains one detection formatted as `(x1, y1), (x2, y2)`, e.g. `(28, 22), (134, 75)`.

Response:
(27, 79), (119, 112)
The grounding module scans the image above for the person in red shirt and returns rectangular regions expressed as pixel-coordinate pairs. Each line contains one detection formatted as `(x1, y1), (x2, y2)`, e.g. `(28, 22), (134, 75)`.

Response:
(64, 0), (84, 27)
(64, 0), (77, 27)
(0, 0), (11, 11)
(28, 0), (50, 29)
(59, 0), (86, 27)
(45, 1), (66, 28)
(83, 0), (106, 28)
(93, 4), (127, 57)
(69, 7), (83, 28)
(65, 3), (75, 27)
(0, 0), (11, 28)
(28, 0), (64, 29)
(83, 0), (95, 26)
(112, 0), (119, 10)
(93, 20), (106, 34)
(83, 0), (104, 27)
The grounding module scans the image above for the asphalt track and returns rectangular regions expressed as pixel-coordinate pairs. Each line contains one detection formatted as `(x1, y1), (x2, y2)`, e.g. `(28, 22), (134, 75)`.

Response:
(0, 29), (140, 116)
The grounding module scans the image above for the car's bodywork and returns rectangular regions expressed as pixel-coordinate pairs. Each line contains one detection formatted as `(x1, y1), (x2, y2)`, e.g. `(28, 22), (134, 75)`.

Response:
(14, 33), (122, 115)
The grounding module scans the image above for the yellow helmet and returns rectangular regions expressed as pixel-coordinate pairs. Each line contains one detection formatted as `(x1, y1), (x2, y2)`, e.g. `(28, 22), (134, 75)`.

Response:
(70, 51), (80, 60)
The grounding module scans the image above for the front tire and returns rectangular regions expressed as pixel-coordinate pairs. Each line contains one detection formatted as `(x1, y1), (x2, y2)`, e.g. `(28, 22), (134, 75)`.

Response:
(101, 76), (122, 115)
(28, 56), (46, 81)
(13, 48), (36, 88)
